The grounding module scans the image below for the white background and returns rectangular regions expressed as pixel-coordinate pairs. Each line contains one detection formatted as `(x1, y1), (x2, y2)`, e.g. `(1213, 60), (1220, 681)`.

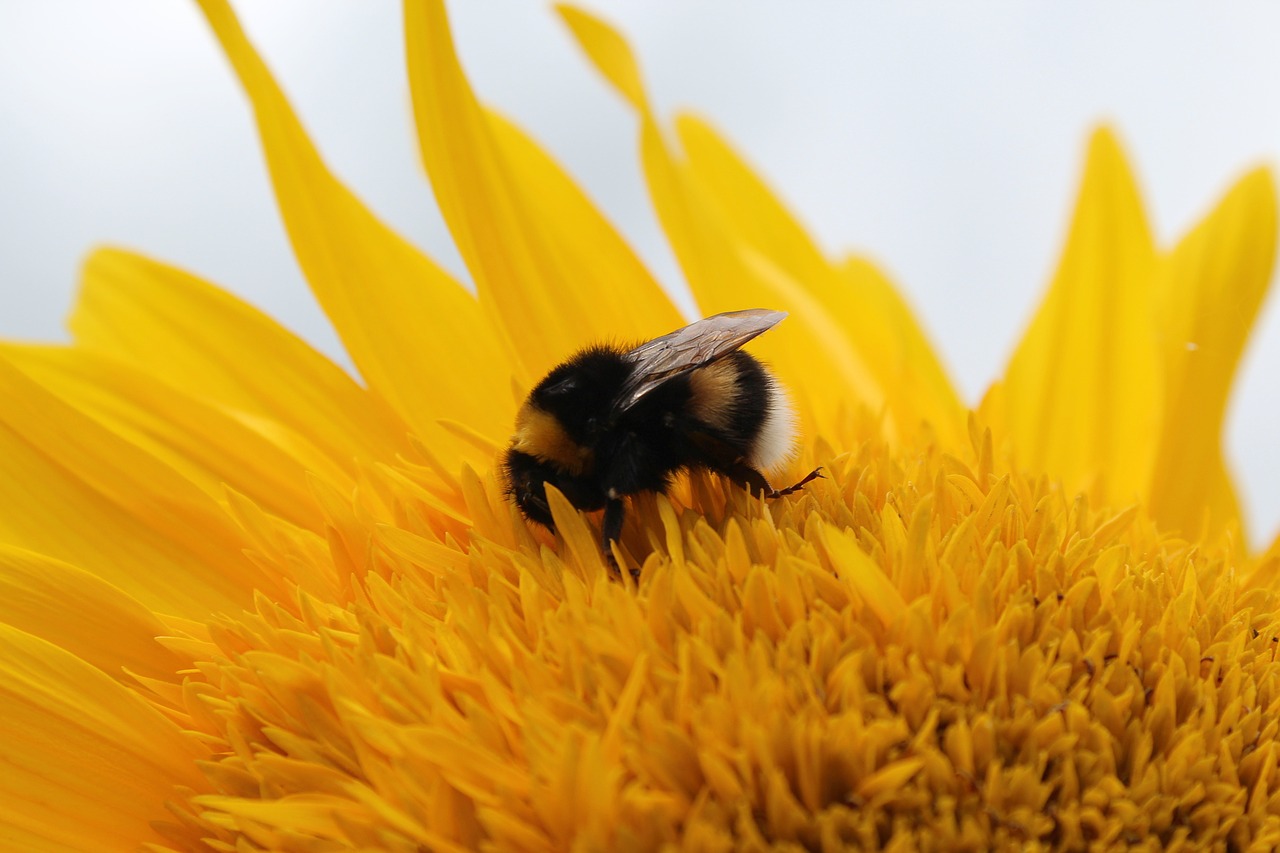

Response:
(2, 2), (1278, 545)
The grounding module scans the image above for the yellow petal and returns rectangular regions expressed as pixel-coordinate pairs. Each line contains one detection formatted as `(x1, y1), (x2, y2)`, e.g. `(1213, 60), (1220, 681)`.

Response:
(560, 6), (880, 435)
(188, 794), (373, 842)
(644, 144), (880, 438)
(485, 108), (684, 349)
(561, 5), (958, 448)
(672, 116), (966, 446)
(405, 0), (680, 380)
(0, 354), (267, 618)
(832, 256), (967, 448)
(1, 342), (337, 533)
(856, 757), (925, 800)
(1148, 167), (1277, 540)
(995, 128), (1159, 504)
(71, 248), (409, 472)
(555, 4), (647, 111)
(0, 546), (186, 684)
(672, 114), (831, 292)
(821, 523), (906, 629)
(671, 112), (967, 448)
(0, 624), (206, 850)
(195, 0), (510, 451)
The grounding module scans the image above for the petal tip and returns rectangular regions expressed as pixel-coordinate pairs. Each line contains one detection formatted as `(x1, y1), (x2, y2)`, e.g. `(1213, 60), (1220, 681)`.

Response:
(555, 3), (647, 111)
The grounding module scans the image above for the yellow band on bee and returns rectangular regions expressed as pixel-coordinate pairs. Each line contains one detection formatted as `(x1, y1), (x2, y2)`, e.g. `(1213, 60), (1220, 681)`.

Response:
(513, 403), (594, 475)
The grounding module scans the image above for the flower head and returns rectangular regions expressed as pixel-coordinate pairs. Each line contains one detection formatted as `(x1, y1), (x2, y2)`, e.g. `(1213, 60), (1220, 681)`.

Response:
(1, 2), (1279, 850)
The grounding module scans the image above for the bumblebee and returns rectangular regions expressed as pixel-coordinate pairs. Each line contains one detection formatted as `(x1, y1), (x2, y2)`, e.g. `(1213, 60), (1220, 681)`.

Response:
(502, 308), (820, 573)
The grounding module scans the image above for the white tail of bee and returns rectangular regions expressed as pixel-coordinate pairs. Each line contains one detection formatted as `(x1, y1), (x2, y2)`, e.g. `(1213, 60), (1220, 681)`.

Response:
(749, 374), (796, 473)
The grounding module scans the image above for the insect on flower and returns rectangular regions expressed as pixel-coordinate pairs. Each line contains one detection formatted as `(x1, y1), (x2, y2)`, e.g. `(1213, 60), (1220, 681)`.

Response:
(503, 309), (821, 574)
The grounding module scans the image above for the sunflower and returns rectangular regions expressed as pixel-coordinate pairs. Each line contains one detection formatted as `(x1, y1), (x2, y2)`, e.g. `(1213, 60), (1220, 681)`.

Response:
(2, 1), (1279, 851)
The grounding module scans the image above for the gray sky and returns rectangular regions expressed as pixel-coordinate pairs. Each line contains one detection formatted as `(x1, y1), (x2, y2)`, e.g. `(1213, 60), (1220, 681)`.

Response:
(2, 2), (1278, 544)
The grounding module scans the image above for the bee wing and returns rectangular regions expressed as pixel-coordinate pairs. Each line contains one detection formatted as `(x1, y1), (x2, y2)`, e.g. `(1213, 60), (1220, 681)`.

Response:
(615, 308), (786, 413)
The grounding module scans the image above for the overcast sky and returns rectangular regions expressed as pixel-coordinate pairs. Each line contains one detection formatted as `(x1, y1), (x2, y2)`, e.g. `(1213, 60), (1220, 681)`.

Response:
(2, 2), (1278, 544)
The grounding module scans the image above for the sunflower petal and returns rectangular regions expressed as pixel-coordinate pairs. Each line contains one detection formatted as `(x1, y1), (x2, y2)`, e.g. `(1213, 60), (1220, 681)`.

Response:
(0, 546), (186, 684)
(821, 523), (906, 628)
(555, 4), (647, 111)
(485, 108), (683, 345)
(560, 9), (962, 448)
(0, 624), (206, 850)
(833, 256), (967, 448)
(0, 355), (267, 617)
(557, 5), (920, 445)
(996, 128), (1159, 503)
(70, 248), (408, 471)
(1, 342), (336, 533)
(405, 0), (679, 379)
(1148, 167), (1277, 540)
(195, 0), (509, 450)
(673, 115), (830, 289)
(674, 113), (966, 448)
(644, 137), (884, 437)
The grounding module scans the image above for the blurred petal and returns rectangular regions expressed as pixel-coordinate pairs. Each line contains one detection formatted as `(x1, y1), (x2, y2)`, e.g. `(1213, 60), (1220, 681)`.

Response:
(674, 115), (831, 291)
(831, 256), (967, 448)
(486, 108), (683, 347)
(70, 248), (409, 471)
(1, 342), (337, 533)
(557, 5), (971, 450)
(0, 624), (206, 850)
(554, 3), (647, 111)
(0, 355), (268, 617)
(0, 546), (186, 684)
(1148, 167), (1277, 540)
(405, 0), (679, 380)
(558, 6), (880, 435)
(676, 114), (966, 448)
(995, 128), (1159, 503)
(195, 0), (509, 451)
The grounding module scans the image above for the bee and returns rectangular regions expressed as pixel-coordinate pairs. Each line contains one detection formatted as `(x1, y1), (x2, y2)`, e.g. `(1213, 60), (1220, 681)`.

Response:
(502, 308), (820, 574)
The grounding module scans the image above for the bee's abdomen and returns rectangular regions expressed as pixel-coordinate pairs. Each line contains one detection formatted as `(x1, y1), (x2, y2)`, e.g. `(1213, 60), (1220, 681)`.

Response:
(687, 351), (795, 472)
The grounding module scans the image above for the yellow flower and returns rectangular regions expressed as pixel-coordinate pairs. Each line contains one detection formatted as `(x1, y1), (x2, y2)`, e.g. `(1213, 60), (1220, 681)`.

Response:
(2, 1), (1278, 850)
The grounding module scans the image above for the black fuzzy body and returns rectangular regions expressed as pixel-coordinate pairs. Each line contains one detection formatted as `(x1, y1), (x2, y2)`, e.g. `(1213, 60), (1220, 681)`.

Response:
(503, 345), (774, 532)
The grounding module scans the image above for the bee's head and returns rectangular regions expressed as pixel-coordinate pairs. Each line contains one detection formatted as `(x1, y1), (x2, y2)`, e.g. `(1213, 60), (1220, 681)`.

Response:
(502, 447), (557, 529)
(505, 346), (631, 477)
(526, 346), (631, 443)
(503, 346), (633, 528)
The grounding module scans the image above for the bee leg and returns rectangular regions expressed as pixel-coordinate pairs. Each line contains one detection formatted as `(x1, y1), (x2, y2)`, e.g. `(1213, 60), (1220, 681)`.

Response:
(727, 463), (823, 498)
(602, 497), (637, 580)
(771, 467), (824, 497)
